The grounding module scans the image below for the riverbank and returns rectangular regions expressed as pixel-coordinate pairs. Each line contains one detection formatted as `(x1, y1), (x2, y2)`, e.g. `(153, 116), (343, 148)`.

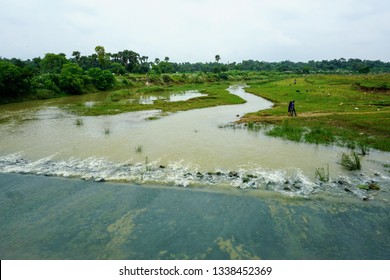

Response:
(3, 72), (388, 152)
(66, 82), (246, 117)
(54, 73), (390, 152)
(242, 74), (390, 151)
(1, 173), (389, 260)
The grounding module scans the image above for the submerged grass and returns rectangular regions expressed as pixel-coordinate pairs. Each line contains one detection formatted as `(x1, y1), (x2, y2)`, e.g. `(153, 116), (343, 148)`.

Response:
(266, 120), (305, 142)
(339, 152), (361, 171)
(135, 145), (143, 153)
(315, 164), (330, 182)
(75, 118), (83, 126)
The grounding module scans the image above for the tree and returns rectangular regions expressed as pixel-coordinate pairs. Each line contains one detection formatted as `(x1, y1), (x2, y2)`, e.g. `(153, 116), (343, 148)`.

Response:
(121, 50), (140, 72)
(88, 68), (115, 90)
(140, 56), (149, 64)
(59, 63), (85, 95)
(109, 62), (126, 75)
(40, 53), (68, 74)
(215, 55), (221, 63)
(0, 61), (33, 99)
(72, 51), (81, 62)
(95, 46), (110, 69)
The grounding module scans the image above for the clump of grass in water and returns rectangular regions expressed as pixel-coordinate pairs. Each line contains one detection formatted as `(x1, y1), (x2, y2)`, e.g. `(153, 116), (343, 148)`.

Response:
(135, 145), (143, 153)
(75, 118), (83, 126)
(315, 164), (329, 182)
(104, 127), (110, 135)
(145, 156), (151, 172)
(357, 142), (370, 156)
(357, 183), (380, 191)
(247, 121), (255, 130)
(339, 152), (361, 171)
(266, 120), (305, 142)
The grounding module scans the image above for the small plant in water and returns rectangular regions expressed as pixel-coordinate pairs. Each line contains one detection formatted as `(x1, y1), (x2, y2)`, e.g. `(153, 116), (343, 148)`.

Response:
(357, 142), (370, 156)
(315, 164), (329, 182)
(145, 156), (151, 172)
(104, 127), (110, 135)
(75, 118), (83, 126)
(135, 145), (143, 153)
(247, 121), (255, 130)
(339, 152), (361, 171)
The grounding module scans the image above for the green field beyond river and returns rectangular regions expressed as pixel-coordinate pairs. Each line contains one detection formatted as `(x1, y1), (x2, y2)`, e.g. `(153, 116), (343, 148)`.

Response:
(0, 82), (389, 259)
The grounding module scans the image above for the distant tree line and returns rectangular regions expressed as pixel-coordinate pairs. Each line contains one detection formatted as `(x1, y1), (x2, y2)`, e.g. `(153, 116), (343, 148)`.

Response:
(1, 45), (390, 102)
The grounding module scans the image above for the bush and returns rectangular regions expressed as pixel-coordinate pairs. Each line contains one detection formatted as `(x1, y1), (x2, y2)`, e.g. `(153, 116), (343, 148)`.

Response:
(59, 63), (85, 95)
(0, 61), (33, 99)
(88, 68), (115, 90)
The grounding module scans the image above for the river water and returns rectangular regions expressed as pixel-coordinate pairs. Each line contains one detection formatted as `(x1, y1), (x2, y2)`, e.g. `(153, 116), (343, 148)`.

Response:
(0, 85), (389, 259)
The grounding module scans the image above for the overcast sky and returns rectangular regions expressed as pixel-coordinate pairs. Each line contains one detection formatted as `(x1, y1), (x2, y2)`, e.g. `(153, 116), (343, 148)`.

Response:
(1, 0), (389, 62)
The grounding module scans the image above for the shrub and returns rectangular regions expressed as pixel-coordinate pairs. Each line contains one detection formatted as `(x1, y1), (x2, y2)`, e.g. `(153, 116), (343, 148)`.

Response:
(59, 63), (85, 95)
(88, 68), (115, 90)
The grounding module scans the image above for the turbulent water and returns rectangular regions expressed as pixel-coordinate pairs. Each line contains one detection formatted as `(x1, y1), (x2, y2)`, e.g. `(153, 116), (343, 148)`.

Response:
(0, 85), (389, 259)
(1, 173), (389, 260)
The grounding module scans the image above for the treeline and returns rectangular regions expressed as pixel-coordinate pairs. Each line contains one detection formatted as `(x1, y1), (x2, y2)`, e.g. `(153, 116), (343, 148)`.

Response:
(1, 45), (390, 102)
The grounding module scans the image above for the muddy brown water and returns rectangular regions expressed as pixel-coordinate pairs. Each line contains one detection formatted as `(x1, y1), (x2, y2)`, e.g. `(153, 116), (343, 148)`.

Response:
(0, 85), (389, 199)
(1, 85), (389, 259)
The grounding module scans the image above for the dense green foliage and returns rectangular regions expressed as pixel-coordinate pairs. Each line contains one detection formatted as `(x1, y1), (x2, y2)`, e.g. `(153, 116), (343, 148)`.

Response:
(0, 60), (34, 100)
(1, 45), (390, 103)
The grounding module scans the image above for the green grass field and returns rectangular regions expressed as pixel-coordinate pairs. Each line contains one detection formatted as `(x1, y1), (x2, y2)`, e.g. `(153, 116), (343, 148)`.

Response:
(243, 74), (390, 151)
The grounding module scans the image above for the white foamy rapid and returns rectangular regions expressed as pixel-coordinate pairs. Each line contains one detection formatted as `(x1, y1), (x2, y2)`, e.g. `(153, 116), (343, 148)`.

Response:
(1, 153), (389, 201)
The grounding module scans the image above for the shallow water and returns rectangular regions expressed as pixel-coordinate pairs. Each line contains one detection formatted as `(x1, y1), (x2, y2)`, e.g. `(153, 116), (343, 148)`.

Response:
(0, 85), (389, 200)
(0, 173), (389, 260)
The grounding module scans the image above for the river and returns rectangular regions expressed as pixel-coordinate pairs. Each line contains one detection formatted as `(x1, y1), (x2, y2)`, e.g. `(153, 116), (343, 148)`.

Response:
(0, 85), (389, 259)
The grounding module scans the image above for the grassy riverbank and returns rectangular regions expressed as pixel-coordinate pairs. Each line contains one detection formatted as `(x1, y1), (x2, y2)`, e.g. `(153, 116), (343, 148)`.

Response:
(68, 82), (245, 117)
(64, 71), (282, 116)
(52, 72), (390, 152)
(242, 74), (390, 151)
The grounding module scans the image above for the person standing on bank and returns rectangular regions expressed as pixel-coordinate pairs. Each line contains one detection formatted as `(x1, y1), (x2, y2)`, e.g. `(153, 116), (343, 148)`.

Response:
(288, 101), (293, 116)
(291, 100), (297, 116)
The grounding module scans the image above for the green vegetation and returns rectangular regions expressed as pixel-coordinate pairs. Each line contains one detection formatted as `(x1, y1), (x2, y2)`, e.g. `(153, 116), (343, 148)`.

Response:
(1, 46), (390, 153)
(2, 45), (390, 104)
(338, 152), (361, 171)
(75, 118), (83, 126)
(357, 183), (381, 191)
(315, 164), (330, 182)
(135, 145), (143, 153)
(67, 80), (246, 116)
(242, 74), (390, 151)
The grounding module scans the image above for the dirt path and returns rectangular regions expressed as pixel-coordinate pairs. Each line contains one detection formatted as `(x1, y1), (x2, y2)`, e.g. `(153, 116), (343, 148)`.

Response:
(238, 110), (388, 124)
